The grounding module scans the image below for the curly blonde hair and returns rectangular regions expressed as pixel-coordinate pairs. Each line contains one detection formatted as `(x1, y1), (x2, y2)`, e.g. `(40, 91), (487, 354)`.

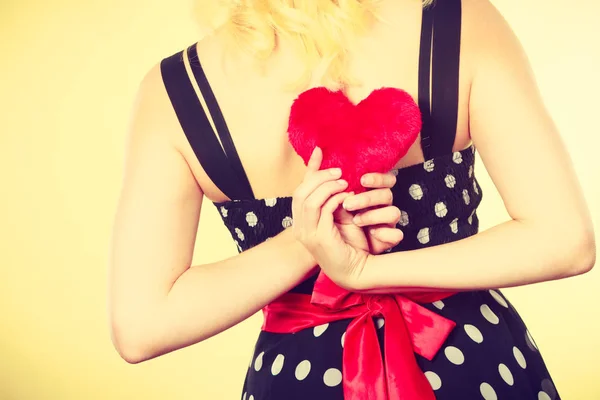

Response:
(193, 0), (434, 91)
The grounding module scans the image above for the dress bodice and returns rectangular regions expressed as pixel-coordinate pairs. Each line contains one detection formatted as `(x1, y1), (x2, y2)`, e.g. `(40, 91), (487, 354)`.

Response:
(212, 144), (483, 294)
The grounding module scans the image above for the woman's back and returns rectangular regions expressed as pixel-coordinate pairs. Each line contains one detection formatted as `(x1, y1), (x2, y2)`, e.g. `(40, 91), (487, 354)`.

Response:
(156, 0), (488, 203)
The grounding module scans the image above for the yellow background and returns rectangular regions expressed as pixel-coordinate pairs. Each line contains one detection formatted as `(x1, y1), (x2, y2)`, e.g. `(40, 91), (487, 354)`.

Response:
(1, 0), (599, 398)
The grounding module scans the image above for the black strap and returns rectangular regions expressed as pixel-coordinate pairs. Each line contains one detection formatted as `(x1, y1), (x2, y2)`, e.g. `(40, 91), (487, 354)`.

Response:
(418, 4), (434, 158)
(419, 0), (462, 160)
(431, 0), (462, 158)
(186, 44), (255, 199)
(160, 50), (253, 200)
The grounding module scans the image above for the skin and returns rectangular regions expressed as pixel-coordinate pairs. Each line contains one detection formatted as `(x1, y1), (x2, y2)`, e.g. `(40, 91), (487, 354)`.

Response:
(108, 0), (595, 364)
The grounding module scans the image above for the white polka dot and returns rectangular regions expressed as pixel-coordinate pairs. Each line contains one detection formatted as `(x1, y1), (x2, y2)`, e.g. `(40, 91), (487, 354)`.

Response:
(513, 346), (527, 369)
(235, 227), (245, 241)
(254, 351), (264, 371)
(409, 183), (424, 200)
(449, 218), (458, 234)
(480, 304), (499, 324)
(341, 332), (346, 348)
(295, 360), (311, 381)
(398, 210), (409, 226)
(464, 324), (483, 343)
(424, 371), (442, 390)
(313, 323), (329, 337)
(468, 165), (473, 178)
(453, 152), (463, 164)
(489, 290), (508, 308)
(541, 379), (557, 399)
(432, 300), (445, 310)
(323, 368), (343, 387)
(249, 396), (254, 400)
(480, 382), (497, 400)
(220, 206), (228, 217)
(444, 346), (465, 365)
(417, 227), (430, 244)
(525, 330), (538, 351)
(445, 174), (456, 188)
(376, 318), (385, 329)
(434, 201), (448, 218)
(235, 240), (242, 252)
(538, 391), (551, 400)
(462, 189), (470, 205)
(468, 215), (473, 225)
(271, 354), (285, 376)
(242, 392), (247, 400)
(265, 198), (277, 207)
(424, 159), (435, 172)
(282, 216), (293, 228)
(248, 349), (256, 369)
(246, 211), (258, 227)
(473, 180), (479, 194)
(498, 363), (514, 385)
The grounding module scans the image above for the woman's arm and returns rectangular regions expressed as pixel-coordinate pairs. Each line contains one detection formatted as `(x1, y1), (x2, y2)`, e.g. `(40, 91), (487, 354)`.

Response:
(356, 0), (595, 293)
(108, 64), (403, 364)
(361, 218), (594, 293)
(108, 65), (318, 364)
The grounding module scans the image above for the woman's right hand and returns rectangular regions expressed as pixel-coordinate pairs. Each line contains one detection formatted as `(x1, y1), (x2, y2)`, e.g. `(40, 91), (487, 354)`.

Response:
(343, 172), (404, 254)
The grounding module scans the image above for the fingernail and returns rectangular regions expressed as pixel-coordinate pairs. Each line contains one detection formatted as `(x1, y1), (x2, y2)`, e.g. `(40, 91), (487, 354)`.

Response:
(353, 215), (362, 224)
(330, 168), (341, 176)
(312, 146), (320, 158)
(361, 176), (370, 185)
(337, 179), (347, 186)
(369, 228), (377, 236)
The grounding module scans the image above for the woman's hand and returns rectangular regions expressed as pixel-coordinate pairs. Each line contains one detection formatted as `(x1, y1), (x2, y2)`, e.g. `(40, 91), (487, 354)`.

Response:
(343, 171), (404, 255)
(291, 146), (404, 289)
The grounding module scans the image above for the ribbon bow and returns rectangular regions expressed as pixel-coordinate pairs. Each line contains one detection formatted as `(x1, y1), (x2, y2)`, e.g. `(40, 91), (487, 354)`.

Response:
(262, 273), (457, 400)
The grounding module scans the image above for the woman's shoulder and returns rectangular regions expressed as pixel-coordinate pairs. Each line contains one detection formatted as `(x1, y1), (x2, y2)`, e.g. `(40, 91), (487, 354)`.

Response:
(128, 46), (197, 155)
(460, 0), (521, 59)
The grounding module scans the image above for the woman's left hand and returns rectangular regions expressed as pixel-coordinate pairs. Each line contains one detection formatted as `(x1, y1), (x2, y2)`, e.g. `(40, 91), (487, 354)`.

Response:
(292, 147), (402, 290)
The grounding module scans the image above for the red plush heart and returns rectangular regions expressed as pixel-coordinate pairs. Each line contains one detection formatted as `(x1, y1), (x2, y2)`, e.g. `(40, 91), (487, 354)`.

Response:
(287, 87), (422, 194)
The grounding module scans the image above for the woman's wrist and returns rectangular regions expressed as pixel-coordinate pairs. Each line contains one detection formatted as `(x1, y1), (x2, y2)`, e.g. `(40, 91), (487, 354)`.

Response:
(353, 253), (379, 292)
(281, 227), (319, 274)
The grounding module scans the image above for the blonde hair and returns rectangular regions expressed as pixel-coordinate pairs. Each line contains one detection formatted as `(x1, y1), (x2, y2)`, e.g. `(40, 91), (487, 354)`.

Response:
(193, 0), (435, 91)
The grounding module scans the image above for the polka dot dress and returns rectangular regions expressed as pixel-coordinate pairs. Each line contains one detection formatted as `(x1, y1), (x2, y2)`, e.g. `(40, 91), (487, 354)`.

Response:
(212, 145), (560, 399)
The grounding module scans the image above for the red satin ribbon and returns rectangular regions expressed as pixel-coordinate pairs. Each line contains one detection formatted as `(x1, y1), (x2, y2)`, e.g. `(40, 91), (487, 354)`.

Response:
(262, 272), (457, 400)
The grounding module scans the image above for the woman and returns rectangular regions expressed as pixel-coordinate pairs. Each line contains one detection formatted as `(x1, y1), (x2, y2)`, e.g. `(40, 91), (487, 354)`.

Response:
(108, 0), (595, 399)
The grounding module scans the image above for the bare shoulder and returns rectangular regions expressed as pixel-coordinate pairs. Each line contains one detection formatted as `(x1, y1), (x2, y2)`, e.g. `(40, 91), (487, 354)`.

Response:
(459, 0), (520, 58)
(459, 0), (595, 256)
(133, 46), (214, 187)
(132, 57), (184, 147)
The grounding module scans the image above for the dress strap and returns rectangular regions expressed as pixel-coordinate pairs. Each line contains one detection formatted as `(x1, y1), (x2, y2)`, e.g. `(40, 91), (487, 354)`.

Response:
(418, 0), (462, 160)
(186, 44), (255, 199)
(418, 4), (435, 158)
(160, 46), (255, 201)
